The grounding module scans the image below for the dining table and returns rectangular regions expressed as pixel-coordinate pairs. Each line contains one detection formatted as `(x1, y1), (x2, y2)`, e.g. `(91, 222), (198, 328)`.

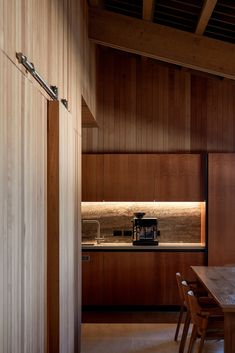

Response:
(191, 266), (235, 353)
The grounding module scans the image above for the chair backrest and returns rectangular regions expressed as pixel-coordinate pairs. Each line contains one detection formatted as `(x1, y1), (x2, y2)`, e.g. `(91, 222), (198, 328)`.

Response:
(181, 280), (191, 309)
(176, 272), (185, 303)
(187, 290), (207, 329)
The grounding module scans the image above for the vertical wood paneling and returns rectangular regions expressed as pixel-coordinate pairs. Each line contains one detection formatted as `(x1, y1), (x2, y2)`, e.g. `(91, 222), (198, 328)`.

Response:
(190, 75), (208, 151)
(0, 51), (47, 353)
(0, 51), (23, 353)
(82, 251), (205, 306)
(1, 0), (93, 351)
(47, 102), (80, 353)
(23, 77), (47, 353)
(83, 47), (235, 153)
(208, 153), (235, 265)
(1, 0), (96, 131)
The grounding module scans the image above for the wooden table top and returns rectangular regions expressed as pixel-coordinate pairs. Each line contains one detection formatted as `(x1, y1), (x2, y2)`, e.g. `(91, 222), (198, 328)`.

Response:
(191, 266), (235, 312)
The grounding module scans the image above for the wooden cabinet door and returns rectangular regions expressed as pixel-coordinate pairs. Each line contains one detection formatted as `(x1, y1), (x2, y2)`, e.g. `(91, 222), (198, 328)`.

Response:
(100, 251), (205, 306)
(154, 154), (204, 201)
(208, 153), (235, 265)
(103, 154), (154, 201)
(81, 250), (206, 306)
(82, 153), (205, 201)
(82, 252), (104, 306)
(82, 154), (104, 201)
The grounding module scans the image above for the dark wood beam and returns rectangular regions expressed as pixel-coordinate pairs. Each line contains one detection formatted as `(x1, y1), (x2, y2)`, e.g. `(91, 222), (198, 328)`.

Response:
(195, 0), (217, 35)
(89, 7), (235, 80)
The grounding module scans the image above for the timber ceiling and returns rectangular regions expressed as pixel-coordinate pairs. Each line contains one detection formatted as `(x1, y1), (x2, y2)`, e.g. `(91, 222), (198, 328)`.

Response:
(102, 0), (235, 44)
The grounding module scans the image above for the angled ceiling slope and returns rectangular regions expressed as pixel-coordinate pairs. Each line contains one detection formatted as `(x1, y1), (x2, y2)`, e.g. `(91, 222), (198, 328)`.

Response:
(88, 0), (235, 80)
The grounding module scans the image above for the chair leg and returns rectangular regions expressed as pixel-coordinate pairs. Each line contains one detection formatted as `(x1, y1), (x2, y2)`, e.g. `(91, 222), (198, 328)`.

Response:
(197, 331), (206, 353)
(179, 311), (190, 353)
(175, 304), (185, 341)
(187, 325), (197, 353)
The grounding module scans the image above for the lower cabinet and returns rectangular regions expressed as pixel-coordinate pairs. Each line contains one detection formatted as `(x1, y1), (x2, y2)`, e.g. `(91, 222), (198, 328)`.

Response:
(82, 251), (206, 306)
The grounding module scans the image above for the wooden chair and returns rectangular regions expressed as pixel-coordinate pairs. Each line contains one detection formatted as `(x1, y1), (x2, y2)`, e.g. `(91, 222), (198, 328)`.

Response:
(187, 290), (224, 353)
(174, 273), (208, 342)
(175, 272), (186, 342)
(178, 280), (222, 353)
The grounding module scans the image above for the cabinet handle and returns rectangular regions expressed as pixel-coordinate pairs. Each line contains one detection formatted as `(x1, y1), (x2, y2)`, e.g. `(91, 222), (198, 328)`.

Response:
(82, 255), (90, 262)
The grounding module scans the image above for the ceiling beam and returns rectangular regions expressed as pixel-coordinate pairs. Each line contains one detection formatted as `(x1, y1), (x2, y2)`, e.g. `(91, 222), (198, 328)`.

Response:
(89, 7), (235, 80)
(143, 0), (155, 21)
(195, 0), (217, 35)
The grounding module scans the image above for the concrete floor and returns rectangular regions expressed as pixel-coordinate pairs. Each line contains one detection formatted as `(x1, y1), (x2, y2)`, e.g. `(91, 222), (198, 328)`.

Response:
(81, 323), (224, 353)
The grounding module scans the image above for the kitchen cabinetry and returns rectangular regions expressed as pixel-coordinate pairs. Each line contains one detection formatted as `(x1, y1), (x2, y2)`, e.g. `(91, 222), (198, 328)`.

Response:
(154, 154), (204, 201)
(208, 153), (235, 265)
(103, 154), (155, 201)
(82, 154), (104, 201)
(82, 250), (206, 306)
(82, 153), (205, 201)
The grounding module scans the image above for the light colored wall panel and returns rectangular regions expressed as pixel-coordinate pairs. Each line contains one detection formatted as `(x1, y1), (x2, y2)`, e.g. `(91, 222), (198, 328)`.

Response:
(1, 0), (88, 351)
(23, 77), (47, 353)
(1, 0), (96, 131)
(0, 51), (47, 353)
(59, 105), (77, 353)
(0, 50), (24, 353)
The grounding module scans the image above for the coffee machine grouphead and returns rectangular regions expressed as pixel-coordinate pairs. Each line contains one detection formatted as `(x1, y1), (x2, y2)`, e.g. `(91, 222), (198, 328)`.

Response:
(132, 213), (160, 245)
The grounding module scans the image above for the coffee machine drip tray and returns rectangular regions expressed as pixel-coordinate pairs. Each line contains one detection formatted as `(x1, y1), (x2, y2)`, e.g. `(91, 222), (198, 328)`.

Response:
(133, 239), (159, 246)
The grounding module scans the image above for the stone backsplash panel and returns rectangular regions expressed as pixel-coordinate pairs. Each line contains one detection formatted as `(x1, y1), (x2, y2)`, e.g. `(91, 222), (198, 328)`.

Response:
(82, 202), (203, 243)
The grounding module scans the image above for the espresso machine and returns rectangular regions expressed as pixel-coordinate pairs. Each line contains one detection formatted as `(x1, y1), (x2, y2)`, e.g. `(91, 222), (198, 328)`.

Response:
(132, 213), (160, 245)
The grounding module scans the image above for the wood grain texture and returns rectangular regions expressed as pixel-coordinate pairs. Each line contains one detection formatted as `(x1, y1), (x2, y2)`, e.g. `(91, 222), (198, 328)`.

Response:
(82, 251), (206, 306)
(82, 154), (104, 201)
(82, 252), (104, 306)
(47, 102), (60, 353)
(208, 153), (235, 266)
(0, 51), (47, 353)
(47, 102), (81, 353)
(192, 266), (235, 311)
(89, 7), (235, 80)
(82, 153), (204, 201)
(0, 0), (96, 131)
(1, 0), (94, 351)
(224, 312), (235, 353)
(191, 266), (235, 353)
(83, 47), (235, 153)
(195, 0), (217, 35)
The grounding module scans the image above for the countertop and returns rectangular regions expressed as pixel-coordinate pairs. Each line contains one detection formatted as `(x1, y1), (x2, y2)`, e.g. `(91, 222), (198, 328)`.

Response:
(82, 242), (206, 251)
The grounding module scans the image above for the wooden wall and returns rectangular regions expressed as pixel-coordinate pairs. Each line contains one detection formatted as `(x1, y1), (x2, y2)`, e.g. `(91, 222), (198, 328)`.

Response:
(0, 0), (96, 128)
(208, 154), (235, 266)
(47, 102), (81, 353)
(0, 50), (47, 353)
(0, 0), (93, 352)
(59, 104), (81, 353)
(82, 46), (235, 153)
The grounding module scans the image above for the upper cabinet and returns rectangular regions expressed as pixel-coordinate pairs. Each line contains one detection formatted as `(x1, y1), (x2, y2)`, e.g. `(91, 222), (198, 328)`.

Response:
(82, 154), (104, 201)
(103, 154), (155, 201)
(154, 154), (204, 201)
(82, 153), (205, 202)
